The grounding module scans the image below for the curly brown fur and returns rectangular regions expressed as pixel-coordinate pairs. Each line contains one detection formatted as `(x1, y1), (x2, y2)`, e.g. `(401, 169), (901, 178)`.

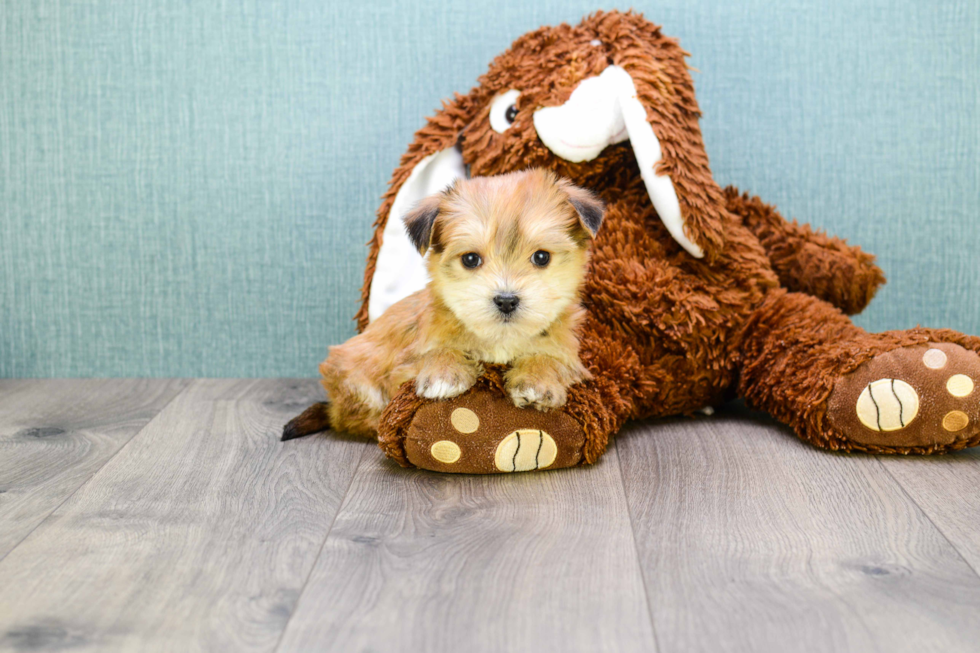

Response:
(724, 187), (886, 315)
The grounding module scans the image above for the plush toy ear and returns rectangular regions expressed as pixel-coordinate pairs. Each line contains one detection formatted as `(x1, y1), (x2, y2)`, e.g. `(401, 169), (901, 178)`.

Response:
(564, 184), (605, 238)
(531, 14), (729, 260)
(366, 145), (467, 324)
(358, 92), (484, 330)
(403, 194), (444, 254)
(533, 65), (704, 257)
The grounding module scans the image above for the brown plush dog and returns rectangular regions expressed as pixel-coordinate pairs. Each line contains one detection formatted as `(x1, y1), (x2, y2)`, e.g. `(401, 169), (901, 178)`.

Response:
(282, 169), (603, 441)
(345, 10), (980, 474)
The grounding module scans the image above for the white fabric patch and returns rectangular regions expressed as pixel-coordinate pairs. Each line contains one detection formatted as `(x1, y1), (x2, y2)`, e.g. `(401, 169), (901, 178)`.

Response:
(532, 65), (704, 258)
(368, 147), (466, 322)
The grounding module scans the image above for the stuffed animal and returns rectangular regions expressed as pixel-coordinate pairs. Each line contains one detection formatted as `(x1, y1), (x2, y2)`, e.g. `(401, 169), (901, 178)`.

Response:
(356, 10), (980, 473)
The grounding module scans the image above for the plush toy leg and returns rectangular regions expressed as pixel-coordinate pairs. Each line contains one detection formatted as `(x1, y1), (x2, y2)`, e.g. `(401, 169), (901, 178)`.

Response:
(738, 289), (980, 453)
(376, 363), (627, 474)
(724, 187), (886, 315)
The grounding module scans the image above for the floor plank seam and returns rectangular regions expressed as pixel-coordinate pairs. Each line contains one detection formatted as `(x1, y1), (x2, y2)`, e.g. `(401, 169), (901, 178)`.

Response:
(876, 458), (980, 581)
(270, 439), (372, 653)
(0, 379), (193, 565)
(614, 436), (664, 653)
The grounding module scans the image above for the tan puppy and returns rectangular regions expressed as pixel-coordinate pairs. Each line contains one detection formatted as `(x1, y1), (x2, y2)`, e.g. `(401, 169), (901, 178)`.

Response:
(282, 168), (604, 440)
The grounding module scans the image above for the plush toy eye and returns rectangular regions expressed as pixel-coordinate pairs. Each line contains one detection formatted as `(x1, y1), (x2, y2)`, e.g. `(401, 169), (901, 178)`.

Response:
(490, 89), (521, 133)
(461, 253), (483, 269)
(532, 250), (551, 267)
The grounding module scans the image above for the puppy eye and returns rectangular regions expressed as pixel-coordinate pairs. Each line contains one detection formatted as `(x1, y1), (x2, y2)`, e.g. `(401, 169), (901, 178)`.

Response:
(532, 250), (551, 267)
(490, 89), (521, 133)
(461, 252), (483, 269)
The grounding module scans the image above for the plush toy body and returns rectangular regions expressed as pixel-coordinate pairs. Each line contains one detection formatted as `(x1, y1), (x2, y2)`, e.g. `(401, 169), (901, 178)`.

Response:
(355, 11), (980, 473)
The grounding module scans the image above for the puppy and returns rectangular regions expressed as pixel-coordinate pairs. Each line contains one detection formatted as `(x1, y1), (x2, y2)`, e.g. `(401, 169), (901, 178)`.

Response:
(282, 168), (604, 441)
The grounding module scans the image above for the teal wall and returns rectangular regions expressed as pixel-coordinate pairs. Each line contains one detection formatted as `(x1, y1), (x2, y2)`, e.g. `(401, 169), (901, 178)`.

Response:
(2, 1), (978, 378)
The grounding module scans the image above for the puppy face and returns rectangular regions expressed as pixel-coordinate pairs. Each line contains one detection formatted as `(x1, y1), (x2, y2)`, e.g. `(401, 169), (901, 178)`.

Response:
(404, 169), (603, 343)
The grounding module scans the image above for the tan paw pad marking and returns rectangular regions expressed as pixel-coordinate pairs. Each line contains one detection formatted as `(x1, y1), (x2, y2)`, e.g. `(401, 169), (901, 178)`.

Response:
(946, 374), (975, 398)
(450, 407), (480, 433)
(943, 411), (970, 433)
(855, 379), (919, 432)
(494, 429), (557, 472)
(430, 440), (462, 464)
(922, 348), (948, 369)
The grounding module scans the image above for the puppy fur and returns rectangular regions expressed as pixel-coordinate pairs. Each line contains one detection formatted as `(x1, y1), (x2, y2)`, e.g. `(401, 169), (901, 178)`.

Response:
(284, 168), (604, 440)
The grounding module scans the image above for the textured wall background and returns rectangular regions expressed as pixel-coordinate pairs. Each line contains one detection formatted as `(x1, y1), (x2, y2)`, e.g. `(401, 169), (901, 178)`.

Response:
(1, 0), (977, 378)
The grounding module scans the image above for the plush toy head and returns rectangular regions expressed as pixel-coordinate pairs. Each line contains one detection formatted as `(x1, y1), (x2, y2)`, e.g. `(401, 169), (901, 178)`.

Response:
(360, 10), (728, 329)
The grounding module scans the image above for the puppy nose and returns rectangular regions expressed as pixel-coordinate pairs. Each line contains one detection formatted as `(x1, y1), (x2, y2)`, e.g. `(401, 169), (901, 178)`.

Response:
(493, 293), (520, 315)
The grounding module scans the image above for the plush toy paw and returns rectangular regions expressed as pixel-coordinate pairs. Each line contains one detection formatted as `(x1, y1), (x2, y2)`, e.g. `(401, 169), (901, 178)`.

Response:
(827, 342), (980, 450)
(398, 389), (586, 473)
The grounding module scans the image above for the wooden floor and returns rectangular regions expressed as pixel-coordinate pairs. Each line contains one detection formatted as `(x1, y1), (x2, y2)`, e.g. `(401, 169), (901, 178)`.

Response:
(1, 380), (980, 652)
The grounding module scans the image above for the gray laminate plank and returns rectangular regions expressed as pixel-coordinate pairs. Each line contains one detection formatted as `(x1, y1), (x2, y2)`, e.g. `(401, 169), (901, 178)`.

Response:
(0, 379), (369, 653)
(880, 449), (980, 574)
(618, 409), (980, 653)
(275, 441), (657, 653)
(0, 379), (189, 559)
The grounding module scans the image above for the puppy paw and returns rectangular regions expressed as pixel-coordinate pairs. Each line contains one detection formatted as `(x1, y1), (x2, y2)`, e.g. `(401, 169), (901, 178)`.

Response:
(506, 379), (567, 412)
(416, 368), (477, 400)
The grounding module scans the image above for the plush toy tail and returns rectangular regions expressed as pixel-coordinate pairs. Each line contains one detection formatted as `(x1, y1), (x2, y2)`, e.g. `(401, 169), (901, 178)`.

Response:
(281, 402), (331, 441)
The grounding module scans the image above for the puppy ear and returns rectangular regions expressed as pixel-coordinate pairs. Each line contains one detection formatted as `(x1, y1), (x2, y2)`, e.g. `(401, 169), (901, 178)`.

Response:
(565, 184), (605, 238)
(403, 194), (443, 254)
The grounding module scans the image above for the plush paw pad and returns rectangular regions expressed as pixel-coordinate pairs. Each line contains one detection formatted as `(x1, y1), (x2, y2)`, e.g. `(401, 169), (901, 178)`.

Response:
(429, 440), (462, 463)
(828, 343), (980, 448)
(402, 391), (585, 473)
(494, 429), (559, 472)
(854, 379), (920, 432)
